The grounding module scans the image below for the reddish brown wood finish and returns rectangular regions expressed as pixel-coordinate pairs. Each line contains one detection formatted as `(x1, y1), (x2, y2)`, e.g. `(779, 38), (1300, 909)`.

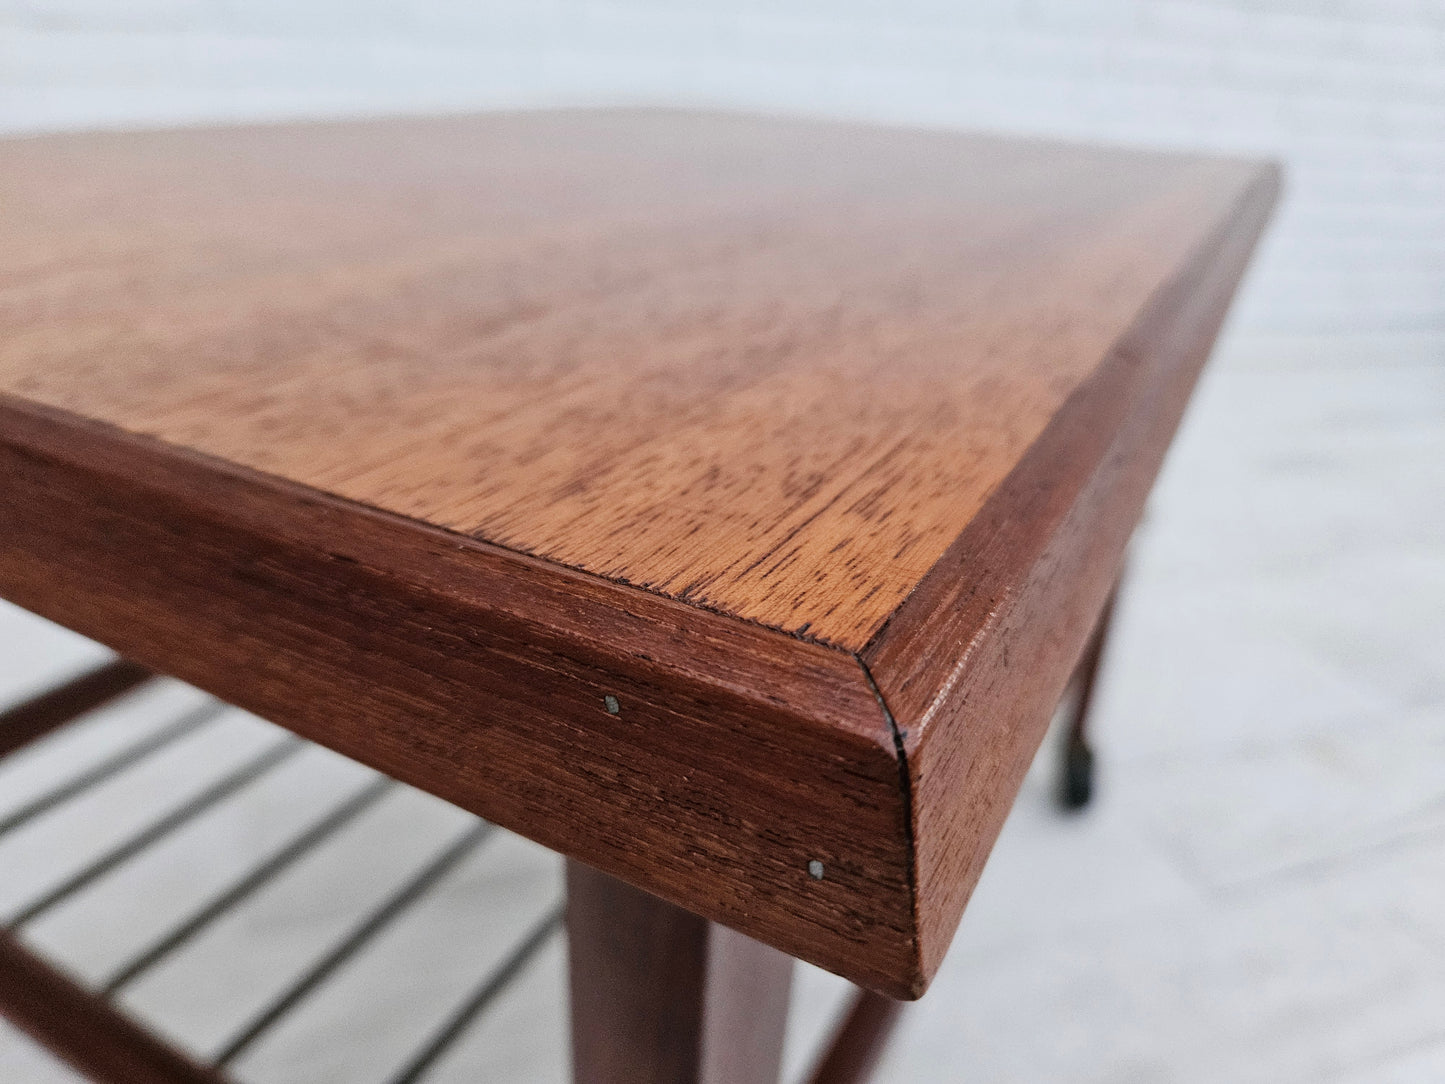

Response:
(803, 990), (904, 1084)
(566, 861), (794, 1084)
(0, 931), (228, 1084)
(0, 111), (1279, 997)
(1066, 581), (1119, 751)
(863, 165), (1281, 980)
(0, 112), (1265, 650)
(0, 658), (153, 759)
(0, 399), (913, 993)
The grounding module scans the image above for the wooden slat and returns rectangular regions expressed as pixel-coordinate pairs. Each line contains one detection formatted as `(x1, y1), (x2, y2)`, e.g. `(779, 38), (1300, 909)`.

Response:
(7, 738), (301, 928)
(0, 659), (153, 760)
(384, 907), (562, 1084)
(0, 700), (560, 1084)
(212, 821), (492, 1067)
(100, 776), (395, 995)
(0, 931), (229, 1084)
(0, 702), (222, 839)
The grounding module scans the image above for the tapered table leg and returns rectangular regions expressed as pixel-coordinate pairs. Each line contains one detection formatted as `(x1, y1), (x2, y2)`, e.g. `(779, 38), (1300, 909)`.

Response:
(566, 860), (793, 1084)
(803, 988), (903, 1084)
(1059, 581), (1120, 809)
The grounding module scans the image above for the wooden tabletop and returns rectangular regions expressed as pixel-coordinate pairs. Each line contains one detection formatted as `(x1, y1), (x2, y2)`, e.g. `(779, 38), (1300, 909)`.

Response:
(0, 110), (1278, 998)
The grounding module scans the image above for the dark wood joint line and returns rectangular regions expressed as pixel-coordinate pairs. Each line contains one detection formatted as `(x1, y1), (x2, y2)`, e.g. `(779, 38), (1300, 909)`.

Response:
(860, 164), (1283, 983)
(853, 654), (922, 999)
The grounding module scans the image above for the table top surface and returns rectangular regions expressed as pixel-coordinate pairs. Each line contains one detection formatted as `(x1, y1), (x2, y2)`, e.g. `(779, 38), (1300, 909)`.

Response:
(0, 110), (1278, 997)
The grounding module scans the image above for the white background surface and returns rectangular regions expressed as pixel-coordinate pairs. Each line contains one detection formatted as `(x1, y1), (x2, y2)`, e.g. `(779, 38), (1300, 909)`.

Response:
(2, 0), (1443, 334)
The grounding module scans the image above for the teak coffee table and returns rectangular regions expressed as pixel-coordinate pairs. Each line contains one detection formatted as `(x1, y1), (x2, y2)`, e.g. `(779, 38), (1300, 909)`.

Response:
(0, 110), (1277, 1083)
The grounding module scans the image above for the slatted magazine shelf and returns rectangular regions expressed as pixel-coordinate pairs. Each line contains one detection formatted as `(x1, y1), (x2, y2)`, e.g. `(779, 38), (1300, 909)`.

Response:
(3, 648), (1128, 1082)
(1, 662), (566, 1083)
(0, 111), (1277, 1083)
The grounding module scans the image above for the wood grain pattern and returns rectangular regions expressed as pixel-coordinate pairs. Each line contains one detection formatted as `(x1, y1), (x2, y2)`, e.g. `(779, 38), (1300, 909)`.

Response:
(864, 163), (1281, 981)
(567, 860), (794, 1084)
(1, 110), (1262, 648)
(0, 110), (1279, 997)
(0, 397), (916, 995)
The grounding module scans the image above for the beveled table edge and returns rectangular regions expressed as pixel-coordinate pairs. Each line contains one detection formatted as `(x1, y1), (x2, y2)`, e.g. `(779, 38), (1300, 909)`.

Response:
(0, 395), (924, 996)
(0, 156), (1280, 1000)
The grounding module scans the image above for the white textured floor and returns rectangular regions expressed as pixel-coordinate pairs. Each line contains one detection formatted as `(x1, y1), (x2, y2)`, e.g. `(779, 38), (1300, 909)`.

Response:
(1, 328), (1442, 1083)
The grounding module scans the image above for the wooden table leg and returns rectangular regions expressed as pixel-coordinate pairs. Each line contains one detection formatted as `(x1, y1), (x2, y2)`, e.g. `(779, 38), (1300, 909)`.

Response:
(566, 860), (793, 1084)
(1059, 581), (1120, 810)
(802, 988), (904, 1084)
